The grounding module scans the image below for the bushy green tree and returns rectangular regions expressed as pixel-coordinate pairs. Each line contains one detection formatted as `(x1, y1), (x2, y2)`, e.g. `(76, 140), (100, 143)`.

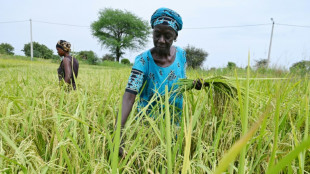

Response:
(121, 58), (130, 65)
(254, 59), (268, 69)
(227, 62), (237, 70)
(22, 42), (53, 59)
(76, 50), (99, 65)
(184, 45), (208, 69)
(91, 8), (150, 62)
(290, 60), (310, 75)
(0, 43), (14, 55)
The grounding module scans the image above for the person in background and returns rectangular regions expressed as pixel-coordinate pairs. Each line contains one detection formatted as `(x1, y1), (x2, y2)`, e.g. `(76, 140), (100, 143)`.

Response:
(115, 7), (201, 157)
(56, 40), (79, 90)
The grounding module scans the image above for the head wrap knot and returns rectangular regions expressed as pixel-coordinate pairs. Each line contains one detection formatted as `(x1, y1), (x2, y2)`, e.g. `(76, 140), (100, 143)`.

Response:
(56, 40), (71, 52)
(150, 8), (183, 33)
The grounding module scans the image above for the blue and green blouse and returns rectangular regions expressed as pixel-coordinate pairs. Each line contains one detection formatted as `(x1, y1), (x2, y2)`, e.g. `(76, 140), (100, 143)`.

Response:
(125, 46), (186, 115)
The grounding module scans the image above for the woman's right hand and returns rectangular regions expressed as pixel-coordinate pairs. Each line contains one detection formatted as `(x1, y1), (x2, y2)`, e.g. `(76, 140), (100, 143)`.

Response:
(115, 92), (136, 158)
(119, 138), (126, 157)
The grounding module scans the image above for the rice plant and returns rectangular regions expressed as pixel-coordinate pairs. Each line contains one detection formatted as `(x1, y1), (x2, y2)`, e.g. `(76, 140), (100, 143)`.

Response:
(0, 55), (309, 173)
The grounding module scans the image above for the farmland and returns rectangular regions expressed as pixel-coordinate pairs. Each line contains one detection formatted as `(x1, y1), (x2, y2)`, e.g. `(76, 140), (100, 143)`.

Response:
(0, 55), (309, 173)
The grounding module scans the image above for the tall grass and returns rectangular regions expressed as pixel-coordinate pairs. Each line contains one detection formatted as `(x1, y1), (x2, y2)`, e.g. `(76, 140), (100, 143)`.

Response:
(237, 52), (250, 174)
(0, 56), (309, 173)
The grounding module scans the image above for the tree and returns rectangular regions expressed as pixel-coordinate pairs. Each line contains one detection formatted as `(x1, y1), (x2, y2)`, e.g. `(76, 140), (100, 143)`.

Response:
(121, 58), (130, 65)
(76, 50), (99, 64)
(0, 43), (14, 55)
(184, 45), (208, 69)
(227, 62), (237, 70)
(254, 59), (268, 69)
(22, 42), (53, 59)
(91, 8), (150, 62)
(290, 60), (310, 75)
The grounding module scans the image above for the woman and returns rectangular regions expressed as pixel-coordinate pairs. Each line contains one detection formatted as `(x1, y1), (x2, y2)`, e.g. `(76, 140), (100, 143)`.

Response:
(56, 40), (79, 90)
(116, 8), (201, 157)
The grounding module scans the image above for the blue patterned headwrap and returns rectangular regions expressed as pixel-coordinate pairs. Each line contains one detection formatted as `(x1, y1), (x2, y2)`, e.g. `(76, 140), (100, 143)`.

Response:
(151, 8), (183, 33)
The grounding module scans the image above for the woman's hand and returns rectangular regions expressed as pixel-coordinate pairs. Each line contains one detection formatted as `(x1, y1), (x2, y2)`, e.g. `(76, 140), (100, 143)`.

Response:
(193, 78), (203, 90)
(114, 92), (136, 158)
(118, 138), (127, 157)
(112, 131), (127, 158)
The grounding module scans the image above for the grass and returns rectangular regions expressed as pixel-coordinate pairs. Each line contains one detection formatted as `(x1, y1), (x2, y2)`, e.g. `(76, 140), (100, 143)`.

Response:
(0, 55), (309, 173)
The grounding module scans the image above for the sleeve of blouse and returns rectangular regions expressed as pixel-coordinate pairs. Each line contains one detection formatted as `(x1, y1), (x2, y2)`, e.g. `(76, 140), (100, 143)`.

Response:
(125, 54), (147, 95)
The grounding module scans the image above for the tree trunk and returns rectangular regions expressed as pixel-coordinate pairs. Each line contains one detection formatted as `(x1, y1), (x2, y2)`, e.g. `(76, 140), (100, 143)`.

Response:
(116, 46), (121, 63)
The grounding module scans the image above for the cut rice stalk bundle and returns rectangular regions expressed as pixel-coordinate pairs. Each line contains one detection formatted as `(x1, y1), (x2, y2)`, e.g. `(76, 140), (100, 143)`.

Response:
(176, 76), (269, 106)
(177, 76), (287, 105)
(176, 76), (239, 98)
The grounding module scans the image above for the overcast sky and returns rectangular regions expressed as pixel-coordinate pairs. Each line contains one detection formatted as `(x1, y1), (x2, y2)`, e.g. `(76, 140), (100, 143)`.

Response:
(1, 0), (309, 69)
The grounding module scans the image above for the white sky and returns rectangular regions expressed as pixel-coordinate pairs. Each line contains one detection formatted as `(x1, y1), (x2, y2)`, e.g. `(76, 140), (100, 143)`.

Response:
(1, 0), (309, 69)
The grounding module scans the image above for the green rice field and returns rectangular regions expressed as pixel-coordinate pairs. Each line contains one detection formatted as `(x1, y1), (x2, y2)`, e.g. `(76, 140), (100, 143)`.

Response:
(0, 54), (309, 173)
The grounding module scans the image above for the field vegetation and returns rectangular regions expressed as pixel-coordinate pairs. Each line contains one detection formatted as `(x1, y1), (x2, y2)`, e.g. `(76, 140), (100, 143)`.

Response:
(0, 54), (309, 173)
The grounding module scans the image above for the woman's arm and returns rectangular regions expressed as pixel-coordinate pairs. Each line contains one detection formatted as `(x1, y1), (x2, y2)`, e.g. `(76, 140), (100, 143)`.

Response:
(116, 91), (136, 157)
(63, 58), (72, 84)
(120, 92), (136, 128)
(115, 54), (145, 156)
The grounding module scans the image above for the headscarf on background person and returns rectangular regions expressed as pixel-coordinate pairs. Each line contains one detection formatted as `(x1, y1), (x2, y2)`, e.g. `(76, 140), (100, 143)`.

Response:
(56, 40), (71, 52)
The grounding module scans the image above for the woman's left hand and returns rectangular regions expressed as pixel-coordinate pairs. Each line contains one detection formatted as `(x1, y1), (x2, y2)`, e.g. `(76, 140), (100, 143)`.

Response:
(193, 78), (203, 90)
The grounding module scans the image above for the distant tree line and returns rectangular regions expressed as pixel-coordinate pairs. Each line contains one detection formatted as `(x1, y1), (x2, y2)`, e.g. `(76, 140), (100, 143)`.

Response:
(1, 41), (309, 75)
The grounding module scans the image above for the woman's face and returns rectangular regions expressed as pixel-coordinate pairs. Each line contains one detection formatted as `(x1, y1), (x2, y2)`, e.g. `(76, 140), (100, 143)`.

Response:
(153, 24), (177, 54)
(56, 47), (65, 56)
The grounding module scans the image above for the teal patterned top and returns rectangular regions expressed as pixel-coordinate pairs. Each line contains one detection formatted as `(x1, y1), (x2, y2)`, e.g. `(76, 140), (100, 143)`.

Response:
(126, 46), (187, 116)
